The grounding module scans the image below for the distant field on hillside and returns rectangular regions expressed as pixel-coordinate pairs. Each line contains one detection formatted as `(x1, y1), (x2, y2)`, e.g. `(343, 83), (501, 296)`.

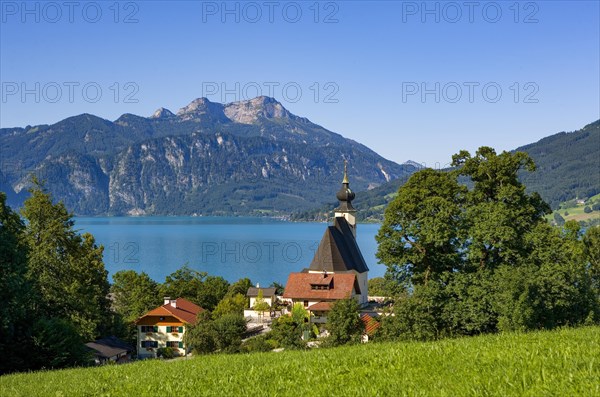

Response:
(1, 326), (598, 396)
(548, 193), (600, 225)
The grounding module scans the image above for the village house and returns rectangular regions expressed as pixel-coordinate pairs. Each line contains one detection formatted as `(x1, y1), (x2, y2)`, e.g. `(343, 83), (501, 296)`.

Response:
(244, 285), (278, 323)
(85, 336), (134, 365)
(135, 297), (203, 358)
(283, 163), (369, 322)
(246, 285), (277, 308)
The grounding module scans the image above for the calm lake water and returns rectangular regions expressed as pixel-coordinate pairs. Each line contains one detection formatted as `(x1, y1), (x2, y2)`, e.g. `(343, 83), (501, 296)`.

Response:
(73, 217), (385, 285)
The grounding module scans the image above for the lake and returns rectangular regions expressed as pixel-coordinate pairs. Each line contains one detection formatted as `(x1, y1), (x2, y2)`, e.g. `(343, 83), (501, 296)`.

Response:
(73, 217), (386, 285)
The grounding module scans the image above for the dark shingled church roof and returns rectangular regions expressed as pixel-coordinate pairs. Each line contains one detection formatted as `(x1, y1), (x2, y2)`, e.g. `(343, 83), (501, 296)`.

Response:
(308, 216), (369, 274)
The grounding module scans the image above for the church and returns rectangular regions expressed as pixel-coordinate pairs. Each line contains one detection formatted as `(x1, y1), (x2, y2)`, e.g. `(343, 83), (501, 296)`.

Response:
(283, 163), (369, 322)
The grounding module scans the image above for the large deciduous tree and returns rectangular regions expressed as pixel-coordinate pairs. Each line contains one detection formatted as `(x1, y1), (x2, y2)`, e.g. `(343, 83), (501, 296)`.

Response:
(376, 168), (466, 285)
(20, 179), (111, 341)
(376, 148), (598, 340)
(451, 147), (550, 270)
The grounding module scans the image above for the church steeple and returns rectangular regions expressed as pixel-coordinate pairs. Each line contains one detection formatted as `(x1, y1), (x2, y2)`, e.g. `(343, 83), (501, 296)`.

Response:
(335, 160), (357, 236)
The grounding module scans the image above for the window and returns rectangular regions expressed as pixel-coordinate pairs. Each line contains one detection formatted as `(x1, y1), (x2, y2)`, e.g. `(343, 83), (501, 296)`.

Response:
(141, 325), (157, 333)
(303, 300), (309, 307)
(167, 341), (180, 348)
(166, 326), (184, 333)
(141, 341), (158, 348)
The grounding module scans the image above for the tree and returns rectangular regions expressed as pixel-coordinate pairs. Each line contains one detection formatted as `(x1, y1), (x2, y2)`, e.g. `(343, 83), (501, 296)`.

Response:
(367, 276), (402, 297)
(160, 265), (205, 303)
(325, 299), (364, 346)
(199, 276), (230, 312)
(584, 206), (592, 213)
(291, 303), (309, 326)
(212, 293), (247, 319)
(376, 169), (466, 285)
(31, 317), (92, 369)
(376, 147), (596, 340)
(378, 282), (446, 341)
(111, 270), (161, 323)
(184, 312), (247, 354)
(252, 289), (270, 323)
(451, 147), (550, 270)
(212, 314), (247, 353)
(553, 212), (566, 226)
(0, 192), (34, 374)
(269, 315), (305, 349)
(270, 281), (285, 295)
(184, 312), (217, 355)
(110, 270), (162, 342)
(442, 270), (497, 335)
(160, 266), (229, 311)
(583, 226), (600, 291)
(367, 277), (387, 296)
(226, 278), (253, 298)
(20, 179), (111, 341)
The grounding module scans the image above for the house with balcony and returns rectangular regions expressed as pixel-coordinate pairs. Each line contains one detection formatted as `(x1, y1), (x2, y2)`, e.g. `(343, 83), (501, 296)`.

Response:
(135, 297), (203, 358)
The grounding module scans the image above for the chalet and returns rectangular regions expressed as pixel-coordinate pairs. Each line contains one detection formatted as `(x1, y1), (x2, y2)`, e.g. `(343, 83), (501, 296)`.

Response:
(283, 163), (369, 322)
(135, 297), (203, 358)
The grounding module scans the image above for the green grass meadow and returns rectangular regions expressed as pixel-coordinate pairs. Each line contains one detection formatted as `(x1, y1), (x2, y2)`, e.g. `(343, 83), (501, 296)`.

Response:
(1, 326), (599, 396)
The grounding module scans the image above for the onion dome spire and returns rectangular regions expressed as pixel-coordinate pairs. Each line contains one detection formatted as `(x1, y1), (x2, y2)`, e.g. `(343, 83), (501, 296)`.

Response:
(336, 160), (355, 211)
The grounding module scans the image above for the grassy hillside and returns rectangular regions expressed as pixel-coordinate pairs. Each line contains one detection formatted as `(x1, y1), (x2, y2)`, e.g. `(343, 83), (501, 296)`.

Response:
(1, 326), (598, 396)
(548, 193), (600, 226)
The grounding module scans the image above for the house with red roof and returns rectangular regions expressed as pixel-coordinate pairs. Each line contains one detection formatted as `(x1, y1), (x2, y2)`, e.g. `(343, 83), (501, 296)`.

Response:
(135, 297), (203, 358)
(360, 313), (381, 342)
(283, 163), (369, 322)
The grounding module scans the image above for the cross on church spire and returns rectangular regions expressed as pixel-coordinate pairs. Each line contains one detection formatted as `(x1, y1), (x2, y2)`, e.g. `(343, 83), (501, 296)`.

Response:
(342, 159), (349, 184)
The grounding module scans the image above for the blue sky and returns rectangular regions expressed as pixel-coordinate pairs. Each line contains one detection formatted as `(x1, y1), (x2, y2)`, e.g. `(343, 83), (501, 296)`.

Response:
(1, 0), (598, 166)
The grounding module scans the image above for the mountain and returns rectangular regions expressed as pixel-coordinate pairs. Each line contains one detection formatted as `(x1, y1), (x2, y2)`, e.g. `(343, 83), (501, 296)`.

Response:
(292, 120), (600, 222)
(515, 120), (599, 208)
(0, 96), (417, 216)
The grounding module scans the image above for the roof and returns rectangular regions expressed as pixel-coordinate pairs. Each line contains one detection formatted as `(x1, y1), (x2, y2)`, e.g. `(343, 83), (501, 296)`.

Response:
(85, 336), (134, 359)
(135, 298), (203, 325)
(361, 313), (381, 336)
(283, 272), (359, 300)
(246, 287), (277, 297)
(307, 302), (332, 311)
(308, 217), (369, 274)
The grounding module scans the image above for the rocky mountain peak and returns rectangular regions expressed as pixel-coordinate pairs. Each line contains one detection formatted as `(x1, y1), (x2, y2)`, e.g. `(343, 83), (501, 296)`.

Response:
(176, 98), (227, 122)
(402, 160), (425, 169)
(223, 96), (292, 125)
(151, 107), (175, 119)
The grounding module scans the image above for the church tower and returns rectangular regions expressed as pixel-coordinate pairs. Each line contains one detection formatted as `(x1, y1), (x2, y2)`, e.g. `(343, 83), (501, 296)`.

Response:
(282, 160), (369, 312)
(301, 160), (369, 305)
(334, 160), (357, 237)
